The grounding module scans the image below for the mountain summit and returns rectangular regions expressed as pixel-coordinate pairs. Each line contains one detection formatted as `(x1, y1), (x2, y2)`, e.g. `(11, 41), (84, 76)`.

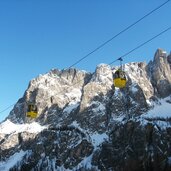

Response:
(1, 49), (171, 171)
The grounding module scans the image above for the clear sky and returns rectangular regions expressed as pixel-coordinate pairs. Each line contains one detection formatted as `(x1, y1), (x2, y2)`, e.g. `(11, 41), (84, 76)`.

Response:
(0, 0), (171, 121)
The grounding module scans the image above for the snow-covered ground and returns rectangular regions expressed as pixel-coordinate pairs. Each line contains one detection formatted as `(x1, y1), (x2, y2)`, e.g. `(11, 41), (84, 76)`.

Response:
(137, 96), (171, 129)
(90, 132), (108, 148)
(143, 96), (171, 119)
(0, 119), (46, 134)
(0, 150), (27, 171)
(63, 88), (82, 114)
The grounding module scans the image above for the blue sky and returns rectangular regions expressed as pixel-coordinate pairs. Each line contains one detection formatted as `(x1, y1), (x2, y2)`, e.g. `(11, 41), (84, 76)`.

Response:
(0, 0), (171, 121)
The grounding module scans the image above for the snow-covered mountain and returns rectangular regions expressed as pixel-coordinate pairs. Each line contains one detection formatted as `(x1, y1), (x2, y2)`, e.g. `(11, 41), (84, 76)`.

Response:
(0, 49), (171, 171)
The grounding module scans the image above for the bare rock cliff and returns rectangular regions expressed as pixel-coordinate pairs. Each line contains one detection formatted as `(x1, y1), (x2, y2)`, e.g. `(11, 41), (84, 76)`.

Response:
(1, 49), (171, 171)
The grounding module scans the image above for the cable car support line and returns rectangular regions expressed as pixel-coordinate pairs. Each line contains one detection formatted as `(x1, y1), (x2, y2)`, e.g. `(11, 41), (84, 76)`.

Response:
(0, 26), (171, 115)
(109, 26), (171, 65)
(1, 1), (171, 115)
(68, 0), (171, 68)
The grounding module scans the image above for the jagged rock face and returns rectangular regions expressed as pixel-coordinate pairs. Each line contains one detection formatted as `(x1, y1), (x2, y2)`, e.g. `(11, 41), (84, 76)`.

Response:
(8, 63), (153, 129)
(92, 121), (171, 171)
(7, 98), (26, 124)
(80, 64), (113, 111)
(7, 50), (171, 126)
(122, 62), (153, 116)
(0, 132), (37, 161)
(78, 64), (113, 132)
(1, 49), (171, 170)
(27, 68), (90, 113)
(125, 62), (154, 99)
(149, 49), (171, 98)
(7, 127), (93, 171)
(8, 68), (91, 124)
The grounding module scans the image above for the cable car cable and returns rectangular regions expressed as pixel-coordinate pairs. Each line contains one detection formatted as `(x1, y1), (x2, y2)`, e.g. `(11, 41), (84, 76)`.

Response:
(109, 26), (171, 65)
(0, 26), (171, 115)
(68, 0), (171, 68)
(35, 26), (171, 98)
(0, 1), (170, 115)
(0, 104), (16, 114)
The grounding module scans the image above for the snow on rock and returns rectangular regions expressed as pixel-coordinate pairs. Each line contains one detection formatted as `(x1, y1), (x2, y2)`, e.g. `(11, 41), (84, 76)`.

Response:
(114, 87), (122, 97)
(90, 132), (108, 148)
(80, 64), (112, 112)
(63, 88), (82, 113)
(0, 150), (27, 171)
(30, 73), (62, 96)
(1, 49), (171, 170)
(125, 62), (154, 99)
(64, 88), (82, 102)
(142, 96), (171, 119)
(91, 63), (113, 86)
(73, 153), (100, 171)
(131, 83), (139, 94)
(0, 119), (46, 134)
(150, 49), (171, 98)
(70, 121), (91, 142)
(63, 102), (80, 114)
(138, 96), (171, 129)
(90, 101), (106, 115)
(124, 62), (143, 83)
(71, 120), (79, 127)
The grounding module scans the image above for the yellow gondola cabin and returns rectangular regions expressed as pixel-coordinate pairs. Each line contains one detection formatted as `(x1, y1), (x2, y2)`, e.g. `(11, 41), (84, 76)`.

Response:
(113, 69), (127, 88)
(26, 103), (38, 118)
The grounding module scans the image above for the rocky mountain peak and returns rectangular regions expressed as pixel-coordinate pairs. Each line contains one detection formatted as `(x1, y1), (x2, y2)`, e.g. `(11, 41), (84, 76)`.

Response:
(154, 48), (167, 59)
(149, 48), (171, 97)
(1, 49), (171, 170)
(7, 49), (171, 124)
(125, 62), (154, 99)
(91, 64), (113, 85)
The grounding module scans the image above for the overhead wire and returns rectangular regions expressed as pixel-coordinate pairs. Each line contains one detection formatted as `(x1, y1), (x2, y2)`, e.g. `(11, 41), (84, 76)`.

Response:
(0, 0), (171, 115)
(1, 26), (171, 115)
(0, 104), (16, 114)
(68, 0), (171, 68)
(109, 26), (171, 65)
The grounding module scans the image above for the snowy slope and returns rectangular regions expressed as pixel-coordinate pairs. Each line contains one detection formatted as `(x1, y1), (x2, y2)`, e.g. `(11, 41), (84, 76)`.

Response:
(0, 119), (46, 134)
(142, 96), (171, 118)
(1, 49), (171, 170)
(0, 150), (27, 171)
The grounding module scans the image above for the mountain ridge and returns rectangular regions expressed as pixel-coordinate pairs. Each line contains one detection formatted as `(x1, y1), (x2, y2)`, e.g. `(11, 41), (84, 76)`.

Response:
(0, 48), (171, 171)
